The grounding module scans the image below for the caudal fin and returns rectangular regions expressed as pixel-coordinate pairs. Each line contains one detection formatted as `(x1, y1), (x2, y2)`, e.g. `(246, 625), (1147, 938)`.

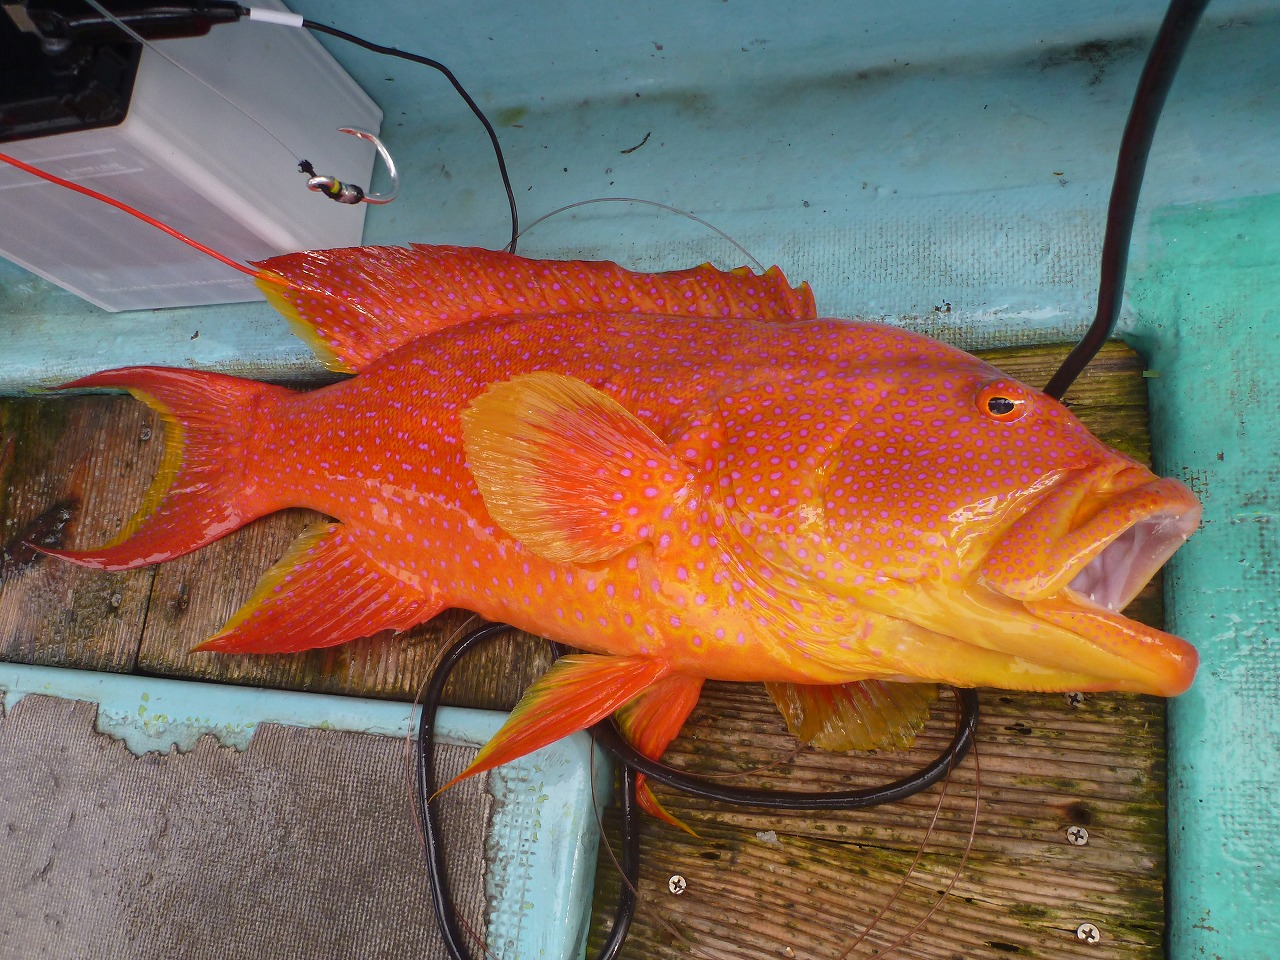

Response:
(41, 367), (290, 570)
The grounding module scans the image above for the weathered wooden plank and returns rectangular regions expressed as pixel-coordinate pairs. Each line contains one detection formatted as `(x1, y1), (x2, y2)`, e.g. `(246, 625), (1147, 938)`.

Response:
(588, 691), (1166, 959)
(0, 396), (160, 672)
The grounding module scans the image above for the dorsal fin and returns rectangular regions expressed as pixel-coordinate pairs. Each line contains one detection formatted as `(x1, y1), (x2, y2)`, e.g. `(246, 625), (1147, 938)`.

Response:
(254, 244), (816, 373)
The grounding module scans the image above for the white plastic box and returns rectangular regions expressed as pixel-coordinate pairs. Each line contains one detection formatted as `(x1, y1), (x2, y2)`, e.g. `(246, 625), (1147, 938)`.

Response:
(0, 8), (382, 312)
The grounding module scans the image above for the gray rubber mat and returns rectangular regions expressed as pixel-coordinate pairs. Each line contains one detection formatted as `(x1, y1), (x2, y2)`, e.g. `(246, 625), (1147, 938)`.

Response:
(0, 694), (490, 960)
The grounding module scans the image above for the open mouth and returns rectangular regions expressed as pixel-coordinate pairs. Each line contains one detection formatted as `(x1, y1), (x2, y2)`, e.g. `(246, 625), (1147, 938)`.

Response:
(1065, 509), (1201, 613)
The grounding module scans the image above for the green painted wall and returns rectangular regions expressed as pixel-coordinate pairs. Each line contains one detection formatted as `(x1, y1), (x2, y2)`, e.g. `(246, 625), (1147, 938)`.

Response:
(1129, 193), (1280, 958)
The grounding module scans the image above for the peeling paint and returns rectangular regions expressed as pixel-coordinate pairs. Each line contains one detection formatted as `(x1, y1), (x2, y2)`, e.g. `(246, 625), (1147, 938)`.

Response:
(0, 660), (610, 959)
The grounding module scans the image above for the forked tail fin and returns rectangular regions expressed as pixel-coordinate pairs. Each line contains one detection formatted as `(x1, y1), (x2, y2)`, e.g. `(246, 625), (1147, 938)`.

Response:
(40, 367), (292, 570)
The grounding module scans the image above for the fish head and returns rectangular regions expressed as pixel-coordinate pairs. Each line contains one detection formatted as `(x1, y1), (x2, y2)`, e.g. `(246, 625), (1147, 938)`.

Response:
(705, 332), (1200, 696)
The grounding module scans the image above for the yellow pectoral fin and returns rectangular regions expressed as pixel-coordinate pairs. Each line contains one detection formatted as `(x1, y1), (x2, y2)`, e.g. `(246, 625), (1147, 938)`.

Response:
(439, 654), (672, 793)
(461, 372), (692, 564)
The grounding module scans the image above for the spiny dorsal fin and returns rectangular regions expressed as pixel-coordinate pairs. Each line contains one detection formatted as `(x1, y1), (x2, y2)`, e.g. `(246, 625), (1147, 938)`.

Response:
(765, 680), (939, 752)
(461, 372), (691, 564)
(254, 244), (817, 373)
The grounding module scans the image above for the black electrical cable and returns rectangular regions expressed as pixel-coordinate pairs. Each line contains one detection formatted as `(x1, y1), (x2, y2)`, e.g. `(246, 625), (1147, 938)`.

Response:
(299, 19), (522, 256)
(417, 622), (979, 960)
(416, 622), (642, 960)
(1043, 0), (1210, 399)
(593, 689), (977, 810)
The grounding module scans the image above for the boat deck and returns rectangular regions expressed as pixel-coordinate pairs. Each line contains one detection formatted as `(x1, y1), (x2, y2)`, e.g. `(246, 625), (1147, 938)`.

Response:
(0, 342), (1169, 959)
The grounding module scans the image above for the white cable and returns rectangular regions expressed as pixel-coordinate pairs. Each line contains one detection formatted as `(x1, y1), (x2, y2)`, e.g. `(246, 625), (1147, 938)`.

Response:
(246, 7), (305, 28)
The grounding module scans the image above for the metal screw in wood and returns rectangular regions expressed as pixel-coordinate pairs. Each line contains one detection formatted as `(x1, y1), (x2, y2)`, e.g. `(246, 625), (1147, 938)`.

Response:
(668, 875), (687, 895)
(1077, 922), (1101, 944)
(1066, 825), (1090, 845)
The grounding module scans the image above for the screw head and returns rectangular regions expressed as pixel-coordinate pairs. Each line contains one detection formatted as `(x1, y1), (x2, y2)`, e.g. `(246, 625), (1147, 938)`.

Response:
(1066, 825), (1090, 846)
(668, 874), (687, 895)
(1076, 922), (1101, 944)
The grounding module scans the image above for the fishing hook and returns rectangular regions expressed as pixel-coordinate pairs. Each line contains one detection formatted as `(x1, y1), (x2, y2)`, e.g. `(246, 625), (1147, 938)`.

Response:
(299, 128), (400, 205)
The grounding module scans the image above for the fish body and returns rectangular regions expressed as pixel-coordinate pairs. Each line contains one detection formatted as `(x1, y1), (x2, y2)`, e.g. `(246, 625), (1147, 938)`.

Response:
(46, 245), (1200, 801)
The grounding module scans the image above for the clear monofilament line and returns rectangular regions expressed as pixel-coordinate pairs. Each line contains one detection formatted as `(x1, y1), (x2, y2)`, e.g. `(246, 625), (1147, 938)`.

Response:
(81, 0), (305, 165)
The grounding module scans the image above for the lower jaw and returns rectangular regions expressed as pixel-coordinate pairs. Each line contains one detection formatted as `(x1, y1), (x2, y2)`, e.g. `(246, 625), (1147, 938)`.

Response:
(1023, 596), (1197, 696)
(852, 587), (1197, 696)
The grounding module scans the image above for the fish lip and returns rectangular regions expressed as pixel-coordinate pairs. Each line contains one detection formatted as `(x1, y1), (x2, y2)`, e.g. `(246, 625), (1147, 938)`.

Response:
(1057, 482), (1202, 614)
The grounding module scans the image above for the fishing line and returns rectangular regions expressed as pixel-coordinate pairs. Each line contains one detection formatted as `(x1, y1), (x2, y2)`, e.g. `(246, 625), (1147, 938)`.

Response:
(518, 198), (767, 274)
(840, 740), (982, 959)
(80, 0), (304, 165)
(293, 17), (521, 254)
(416, 622), (979, 960)
(56, 3), (518, 246)
(1043, 0), (1210, 399)
(0, 153), (269, 279)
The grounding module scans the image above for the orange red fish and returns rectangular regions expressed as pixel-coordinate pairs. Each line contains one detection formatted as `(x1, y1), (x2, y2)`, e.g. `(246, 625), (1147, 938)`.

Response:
(33, 243), (1199, 819)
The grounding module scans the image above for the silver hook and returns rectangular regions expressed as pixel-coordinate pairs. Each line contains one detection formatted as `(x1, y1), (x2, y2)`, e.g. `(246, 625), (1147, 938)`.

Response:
(302, 128), (400, 205)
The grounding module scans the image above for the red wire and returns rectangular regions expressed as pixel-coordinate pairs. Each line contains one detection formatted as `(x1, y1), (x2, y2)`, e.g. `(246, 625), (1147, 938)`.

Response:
(0, 151), (269, 281)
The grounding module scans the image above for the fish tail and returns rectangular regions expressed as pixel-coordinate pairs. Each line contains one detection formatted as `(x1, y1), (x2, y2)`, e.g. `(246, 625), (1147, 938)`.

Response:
(39, 367), (290, 570)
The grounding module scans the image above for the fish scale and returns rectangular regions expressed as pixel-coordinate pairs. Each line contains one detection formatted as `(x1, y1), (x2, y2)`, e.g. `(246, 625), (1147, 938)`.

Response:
(39, 244), (1201, 819)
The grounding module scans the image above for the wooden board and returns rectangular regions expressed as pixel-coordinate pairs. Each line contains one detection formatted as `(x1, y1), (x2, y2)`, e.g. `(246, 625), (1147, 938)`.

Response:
(0, 341), (1170, 957)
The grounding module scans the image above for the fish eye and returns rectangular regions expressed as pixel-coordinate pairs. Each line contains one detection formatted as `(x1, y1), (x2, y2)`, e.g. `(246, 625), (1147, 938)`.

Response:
(976, 381), (1029, 423)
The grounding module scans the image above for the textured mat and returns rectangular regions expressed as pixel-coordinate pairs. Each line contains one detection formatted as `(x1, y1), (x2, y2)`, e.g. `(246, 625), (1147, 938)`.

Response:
(0, 694), (490, 960)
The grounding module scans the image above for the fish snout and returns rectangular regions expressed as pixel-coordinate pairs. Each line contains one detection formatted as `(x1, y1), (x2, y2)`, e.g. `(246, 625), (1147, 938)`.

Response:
(966, 473), (1202, 696)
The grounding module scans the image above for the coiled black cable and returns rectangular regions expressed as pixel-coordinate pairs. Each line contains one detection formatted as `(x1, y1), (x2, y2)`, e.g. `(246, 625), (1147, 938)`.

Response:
(416, 622), (979, 960)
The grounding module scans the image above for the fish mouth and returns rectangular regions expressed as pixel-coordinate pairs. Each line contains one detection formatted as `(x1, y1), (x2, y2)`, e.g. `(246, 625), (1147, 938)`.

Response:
(1061, 506), (1202, 614)
(976, 469), (1202, 696)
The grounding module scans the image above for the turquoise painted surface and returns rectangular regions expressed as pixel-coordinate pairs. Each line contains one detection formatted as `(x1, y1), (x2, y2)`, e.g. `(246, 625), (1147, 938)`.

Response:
(1128, 193), (1280, 958)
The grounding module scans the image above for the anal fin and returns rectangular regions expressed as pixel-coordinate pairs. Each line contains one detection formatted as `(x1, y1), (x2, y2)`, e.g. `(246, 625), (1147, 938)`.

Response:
(441, 654), (671, 791)
(616, 674), (704, 834)
(765, 680), (939, 752)
(195, 522), (436, 654)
